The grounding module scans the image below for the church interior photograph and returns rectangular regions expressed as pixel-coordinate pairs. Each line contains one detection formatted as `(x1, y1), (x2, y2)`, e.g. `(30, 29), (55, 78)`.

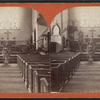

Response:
(0, 7), (51, 93)
(1, 6), (100, 94)
(50, 7), (100, 93)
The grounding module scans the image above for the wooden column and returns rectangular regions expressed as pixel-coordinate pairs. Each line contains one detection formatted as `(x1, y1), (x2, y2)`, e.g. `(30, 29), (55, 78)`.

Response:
(34, 28), (36, 51)
(32, 10), (38, 50)
(47, 32), (50, 53)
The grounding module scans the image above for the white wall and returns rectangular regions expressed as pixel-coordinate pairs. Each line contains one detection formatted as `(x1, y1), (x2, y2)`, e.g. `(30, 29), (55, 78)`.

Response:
(0, 7), (32, 41)
(69, 7), (100, 39)
(51, 9), (68, 38)
(51, 7), (100, 41)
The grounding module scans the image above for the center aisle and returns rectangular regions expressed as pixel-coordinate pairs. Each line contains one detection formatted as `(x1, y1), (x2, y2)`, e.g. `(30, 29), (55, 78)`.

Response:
(61, 61), (100, 93)
(0, 64), (29, 93)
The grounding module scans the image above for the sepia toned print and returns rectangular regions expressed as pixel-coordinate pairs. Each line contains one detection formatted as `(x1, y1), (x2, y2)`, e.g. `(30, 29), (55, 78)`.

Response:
(1, 5), (100, 94)
(50, 7), (100, 93)
(0, 7), (50, 93)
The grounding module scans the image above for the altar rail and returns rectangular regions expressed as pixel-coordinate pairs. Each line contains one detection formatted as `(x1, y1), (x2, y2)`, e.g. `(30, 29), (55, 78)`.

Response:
(0, 46), (26, 54)
(17, 54), (51, 93)
(0, 55), (17, 63)
(51, 52), (80, 92)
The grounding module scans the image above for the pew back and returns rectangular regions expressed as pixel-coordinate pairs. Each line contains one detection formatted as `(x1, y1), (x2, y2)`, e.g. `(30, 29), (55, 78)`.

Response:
(51, 52), (80, 92)
(28, 66), (51, 93)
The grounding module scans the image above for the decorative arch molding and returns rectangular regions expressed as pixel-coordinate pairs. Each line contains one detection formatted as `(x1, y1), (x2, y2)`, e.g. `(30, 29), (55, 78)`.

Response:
(51, 24), (61, 36)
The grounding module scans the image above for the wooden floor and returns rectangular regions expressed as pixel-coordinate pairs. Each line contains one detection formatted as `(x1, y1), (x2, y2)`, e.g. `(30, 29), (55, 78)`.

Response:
(61, 61), (100, 93)
(0, 64), (29, 93)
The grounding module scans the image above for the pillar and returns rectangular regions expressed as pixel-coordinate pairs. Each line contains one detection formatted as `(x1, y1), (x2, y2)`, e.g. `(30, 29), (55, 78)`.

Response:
(32, 10), (39, 50)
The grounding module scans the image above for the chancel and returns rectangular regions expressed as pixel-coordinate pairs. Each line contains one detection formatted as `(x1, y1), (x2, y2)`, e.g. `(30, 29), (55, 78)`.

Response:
(50, 7), (100, 93)
(0, 7), (50, 93)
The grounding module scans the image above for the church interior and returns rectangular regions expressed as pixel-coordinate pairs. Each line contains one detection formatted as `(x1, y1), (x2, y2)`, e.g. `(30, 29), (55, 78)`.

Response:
(1, 6), (100, 93)
(0, 7), (50, 93)
(50, 7), (100, 93)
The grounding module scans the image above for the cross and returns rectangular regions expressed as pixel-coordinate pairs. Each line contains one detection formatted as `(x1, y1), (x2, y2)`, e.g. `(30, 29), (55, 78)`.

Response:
(4, 30), (11, 41)
(89, 28), (96, 39)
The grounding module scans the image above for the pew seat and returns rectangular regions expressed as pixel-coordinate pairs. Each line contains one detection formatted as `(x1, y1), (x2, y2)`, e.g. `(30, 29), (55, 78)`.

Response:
(28, 66), (51, 93)
(24, 62), (50, 89)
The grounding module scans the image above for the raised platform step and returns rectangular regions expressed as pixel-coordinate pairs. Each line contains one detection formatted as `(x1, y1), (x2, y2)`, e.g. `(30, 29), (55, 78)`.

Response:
(82, 42), (100, 52)
(81, 52), (100, 61)
(80, 58), (100, 61)
(0, 55), (17, 63)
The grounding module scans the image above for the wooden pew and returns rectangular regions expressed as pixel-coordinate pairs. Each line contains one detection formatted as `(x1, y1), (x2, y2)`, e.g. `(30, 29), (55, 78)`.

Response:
(23, 61), (49, 82)
(17, 54), (51, 93)
(24, 62), (50, 88)
(17, 53), (80, 92)
(51, 63), (64, 92)
(40, 77), (50, 93)
(51, 60), (65, 63)
(17, 55), (23, 75)
(50, 56), (71, 91)
(51, 52), (80, 92)
(51, 52), (80, 76)
(18, 54), (49, 61)
(37, 71), (50, 93)
(17, 54), (49, 80)
(28, 66), (51, 93)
